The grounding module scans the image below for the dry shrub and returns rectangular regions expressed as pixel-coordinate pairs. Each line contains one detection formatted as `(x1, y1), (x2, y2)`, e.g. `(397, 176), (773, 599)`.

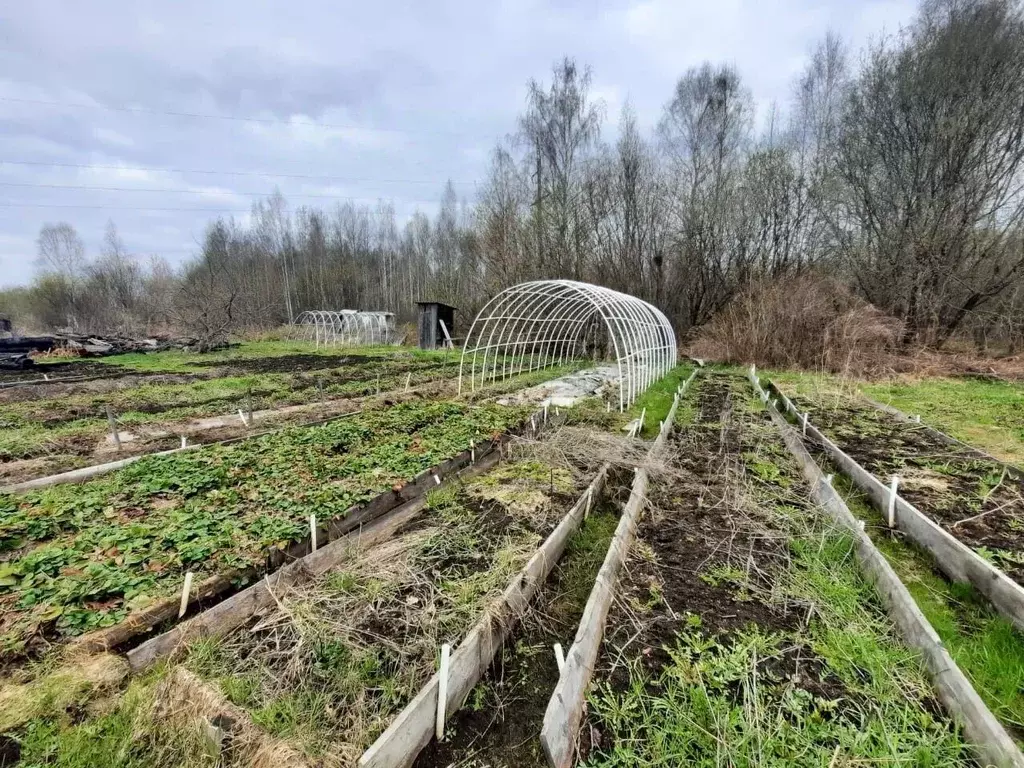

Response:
(689, 274), (902, 375)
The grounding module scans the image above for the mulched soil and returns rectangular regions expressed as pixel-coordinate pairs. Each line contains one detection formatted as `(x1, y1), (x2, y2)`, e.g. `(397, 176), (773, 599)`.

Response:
(413, 484), (629, 768)
(0, 360), (145, 384)
(586, 374), (852, 760)
(788, 391), (1024, 585)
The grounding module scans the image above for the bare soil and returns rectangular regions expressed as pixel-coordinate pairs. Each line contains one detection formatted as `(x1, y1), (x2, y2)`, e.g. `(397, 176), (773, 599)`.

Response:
(790, 391), (1024, 584)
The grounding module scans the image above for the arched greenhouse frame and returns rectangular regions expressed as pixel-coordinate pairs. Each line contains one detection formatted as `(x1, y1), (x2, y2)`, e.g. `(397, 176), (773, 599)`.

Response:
(458, 280), (677, 410)
(295, 310), (396, 347)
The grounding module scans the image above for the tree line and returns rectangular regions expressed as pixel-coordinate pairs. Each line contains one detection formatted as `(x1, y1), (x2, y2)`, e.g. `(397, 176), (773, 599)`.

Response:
(4, 0), (1024, 352)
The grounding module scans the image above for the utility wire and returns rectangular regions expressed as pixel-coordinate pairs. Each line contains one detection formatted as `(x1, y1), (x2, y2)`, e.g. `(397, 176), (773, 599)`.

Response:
(0, 96), (476, 139)
(0, 181), (404, 200)
(0, 202), (398, 214)
(0, 159), (478, 186)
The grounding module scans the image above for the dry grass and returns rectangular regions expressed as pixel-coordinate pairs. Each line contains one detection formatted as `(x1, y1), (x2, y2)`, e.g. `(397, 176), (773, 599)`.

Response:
(688, 274), (902, 376)
(180, 452), (574, 765)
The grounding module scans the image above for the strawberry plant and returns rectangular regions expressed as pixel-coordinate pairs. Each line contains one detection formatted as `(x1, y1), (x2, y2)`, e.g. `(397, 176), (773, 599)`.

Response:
(0, 400), (529, 657)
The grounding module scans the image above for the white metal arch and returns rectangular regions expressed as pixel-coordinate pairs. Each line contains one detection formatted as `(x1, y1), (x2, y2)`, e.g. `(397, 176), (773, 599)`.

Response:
(458, 280), (677, 410)
(295, 310), (396, 347)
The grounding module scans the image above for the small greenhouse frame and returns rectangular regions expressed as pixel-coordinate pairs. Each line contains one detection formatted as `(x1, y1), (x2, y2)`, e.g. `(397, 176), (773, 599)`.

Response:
(295, 310), (396, 347)
(458, 279), (677, 410)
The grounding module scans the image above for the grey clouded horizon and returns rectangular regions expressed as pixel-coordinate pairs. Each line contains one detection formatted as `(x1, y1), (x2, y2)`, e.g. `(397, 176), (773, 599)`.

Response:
(0, 0), (918, 288)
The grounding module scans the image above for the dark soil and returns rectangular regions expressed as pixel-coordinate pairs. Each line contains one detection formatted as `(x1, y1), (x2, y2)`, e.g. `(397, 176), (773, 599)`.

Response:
(414, 485), (628, 768)
(191, 352), (386, 374)
(585, 374), (853, 760)
(788, 390), (1024, 584)
(0, 360), (139, 383)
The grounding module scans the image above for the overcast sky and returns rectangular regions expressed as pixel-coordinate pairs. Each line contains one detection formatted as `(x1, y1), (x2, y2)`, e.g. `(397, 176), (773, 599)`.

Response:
(0, 0), (919, 288)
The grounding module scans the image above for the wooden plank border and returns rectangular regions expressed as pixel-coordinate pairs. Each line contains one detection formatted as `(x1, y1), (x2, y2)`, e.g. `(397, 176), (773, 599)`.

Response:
(750, 371), (1024, 768)
(357, 464), (612, 768)
(538, 368), (695, 768)
(763, 377), (1024, 632)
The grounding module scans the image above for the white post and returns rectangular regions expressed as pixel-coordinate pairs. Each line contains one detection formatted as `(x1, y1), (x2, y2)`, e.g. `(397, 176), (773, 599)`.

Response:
(178, 572), (194, 618)
(801, 412), (809, 435)
(433, 473), (442, 485)
(543, 403), (549, 425)
(470, 441), (475, 464)
(180, 435), (188, 449)
(639, 407), (646, 434)
(436, 644), (452, 741)
(43, 373), (50, 381)
(106, 406), (122, 452)
(531, 415), (536, 433)
(238, 409), (249, 427)
(554, 643), (566, 672)
(914, 414), (921, 423)
(606, 401), (611, 413)
(405, 372), (412, 392)
(309, 514), (318, 552)
(584, 486), (593, 519)
(887, 476), (900, 528)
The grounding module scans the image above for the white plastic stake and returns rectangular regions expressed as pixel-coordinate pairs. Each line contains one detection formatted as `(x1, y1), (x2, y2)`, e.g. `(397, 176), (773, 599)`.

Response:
(914, 414), (921, 423)
(543, 403), (549, 424)
(433, 473), (441, 485)
(639, 407), (646, 433)
(531, 415), (536, 433)
(887, 476), (900, 528)
(606, 401), (611, 413)
(180, 435), (188, 448)
(584, 486), (593, 519)
(405, 372), (412, 392)
(554, 643), (566, 672)
(801, 412), (809, 435)
(238, 409), (249, 427)
(43, 373), (50, 381)
(309, 514), (318, 552)
(106, 406), (122, 452)
(470, 441), (475, 463)
(436, 644), (451, 741)
(178, 572), (194, 618)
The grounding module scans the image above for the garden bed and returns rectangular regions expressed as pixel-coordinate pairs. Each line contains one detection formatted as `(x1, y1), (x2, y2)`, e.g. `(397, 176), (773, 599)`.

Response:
(0, 400), (530, 668)
(780, 386), (1024, 585)
(1, 450), (588, 767)
(582, 373), (970, 765)
(412, 478), (626, 768)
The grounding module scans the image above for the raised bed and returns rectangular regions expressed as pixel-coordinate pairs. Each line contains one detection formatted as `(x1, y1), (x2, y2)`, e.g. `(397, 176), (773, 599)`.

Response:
(0, 401), (535, 668)
(770, 380), (1024, 587)
(752, 372), (1024, 768)
(764, 377), (1024, 632)
(540, 369), (691, 768)
(559, 373), (976, 767)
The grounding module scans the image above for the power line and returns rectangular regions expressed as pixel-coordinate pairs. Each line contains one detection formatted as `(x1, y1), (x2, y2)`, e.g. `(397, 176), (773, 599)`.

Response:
(0, 202), (401, 215)
(0, 181), (409, 200)
(0, 159), (479, 186)
(0, 96), (478, 139)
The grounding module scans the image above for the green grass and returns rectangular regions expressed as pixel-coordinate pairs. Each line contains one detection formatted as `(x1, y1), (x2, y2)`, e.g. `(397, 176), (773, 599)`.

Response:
(862, 377), (1024, 466)
(835, 476), (1024, 733)
(626, 363), (693, 438)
